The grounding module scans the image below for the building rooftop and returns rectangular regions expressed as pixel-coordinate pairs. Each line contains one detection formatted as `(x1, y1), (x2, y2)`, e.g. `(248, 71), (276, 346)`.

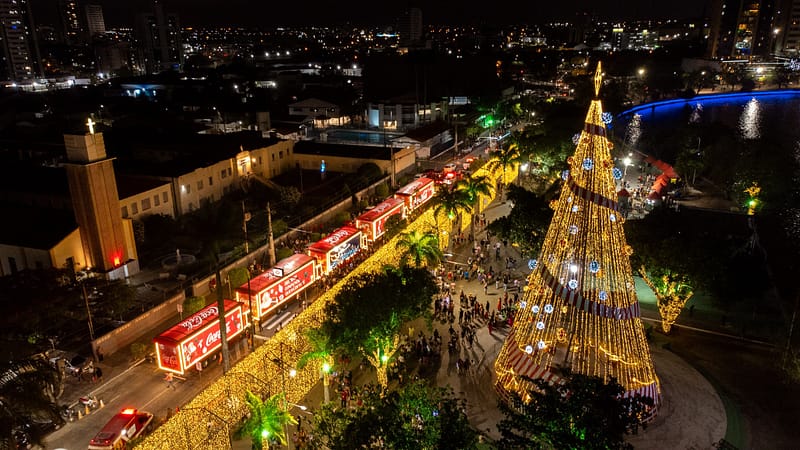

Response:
(116, 174), (171, 200)
(293, 141), (393, 160)
(0, 205), (77, 249)
(402, 121), (451, 143)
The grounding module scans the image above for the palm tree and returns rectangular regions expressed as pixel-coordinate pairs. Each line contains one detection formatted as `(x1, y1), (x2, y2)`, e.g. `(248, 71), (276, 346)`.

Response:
(455, 174), (494, 239)
(241, 391), (297, 450)
(296, 328), (335, 404)
(486, 143), (522, 199)
(0, 359), (63, 449)
(184, 200), (241, 373)
(431, 188), (471, 248)
(395, 230), (444, 268)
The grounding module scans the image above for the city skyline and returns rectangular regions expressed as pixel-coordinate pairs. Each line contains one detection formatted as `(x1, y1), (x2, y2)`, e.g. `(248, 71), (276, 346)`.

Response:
(32, 0), (707, 28)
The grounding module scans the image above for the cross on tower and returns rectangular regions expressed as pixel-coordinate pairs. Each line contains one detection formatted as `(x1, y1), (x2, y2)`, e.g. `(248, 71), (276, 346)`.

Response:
(86, 117), (96, 135)
(594, 62), (603, 97)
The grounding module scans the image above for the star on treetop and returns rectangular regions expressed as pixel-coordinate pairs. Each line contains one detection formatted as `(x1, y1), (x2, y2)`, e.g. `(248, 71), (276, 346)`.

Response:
(594, 62), (603, 97)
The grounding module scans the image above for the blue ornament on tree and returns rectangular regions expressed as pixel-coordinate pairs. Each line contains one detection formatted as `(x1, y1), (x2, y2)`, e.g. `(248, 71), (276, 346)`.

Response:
(525, 345), (534, 354)
(602, 112), (613, 124)
(572, 133), (581, 145)
(568, 279), (579, 290)
(613, 167), (623, 180)
(589, 260), (600, 273)
(536, 321), (545, 330)
(528, 259), (538, 270)
(582, 158), (594, 170)
(569, 225), (579, 235)
(599, 291), (608, 301)
(561, 169), (570, 181)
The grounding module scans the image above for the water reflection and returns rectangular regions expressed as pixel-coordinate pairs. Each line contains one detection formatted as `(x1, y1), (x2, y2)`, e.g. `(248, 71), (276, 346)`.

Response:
(739, 98), (761, 140)
(689, 103), (703, 124)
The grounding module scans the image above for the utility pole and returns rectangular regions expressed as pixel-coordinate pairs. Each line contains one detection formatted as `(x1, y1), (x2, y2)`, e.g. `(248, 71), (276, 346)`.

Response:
(242, 200), (250, 254)
(82, 281), (95, 342)
(267, 202), (276, 267)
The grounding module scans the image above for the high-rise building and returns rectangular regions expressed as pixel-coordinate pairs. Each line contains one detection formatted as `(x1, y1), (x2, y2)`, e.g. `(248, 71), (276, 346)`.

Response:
(709, 0), (781, 59)
(398, 7), (423, 48)
(135, 1), (183, 74)
(84, 4), (105, 39)
(57, 0), (81, 44)
(0, 0), (42, 80)
(774, 0), (800, 56)
(494, 64), (660, 419)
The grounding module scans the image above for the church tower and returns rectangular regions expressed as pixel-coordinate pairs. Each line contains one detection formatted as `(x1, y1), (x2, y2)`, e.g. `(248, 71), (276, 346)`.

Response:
(64, 119), (138, 277)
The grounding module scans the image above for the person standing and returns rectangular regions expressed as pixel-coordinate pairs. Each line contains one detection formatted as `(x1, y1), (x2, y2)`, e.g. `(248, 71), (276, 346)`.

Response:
(164, 372), (176, 389)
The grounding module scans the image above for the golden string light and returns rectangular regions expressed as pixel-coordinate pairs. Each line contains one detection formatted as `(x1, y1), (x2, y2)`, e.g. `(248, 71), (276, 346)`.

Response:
(138, 160), (515, 450)
(639, 268), (694, 334)
(494, 66), (660, 415)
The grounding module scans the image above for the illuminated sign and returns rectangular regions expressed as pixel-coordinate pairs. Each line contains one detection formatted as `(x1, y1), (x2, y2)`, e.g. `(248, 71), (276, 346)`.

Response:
(259, 260), (315, 317)
(327, 232), (361, 271)
(355, 198), (404, 241)
(308, 227), (363, 274)
(234, 254), (316, 321)
(154, 300), (245, 374)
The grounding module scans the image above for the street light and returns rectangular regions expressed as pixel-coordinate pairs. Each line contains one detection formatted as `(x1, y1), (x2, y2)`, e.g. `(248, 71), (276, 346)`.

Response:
(623, 156), (632, 177)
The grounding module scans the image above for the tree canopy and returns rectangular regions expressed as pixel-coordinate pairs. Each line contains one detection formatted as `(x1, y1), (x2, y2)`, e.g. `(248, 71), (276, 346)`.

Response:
(308, 381), (478, 450)
(487, 184), (554, 257)
(321, 267), (437, 386)
(498, 370), (652, 450)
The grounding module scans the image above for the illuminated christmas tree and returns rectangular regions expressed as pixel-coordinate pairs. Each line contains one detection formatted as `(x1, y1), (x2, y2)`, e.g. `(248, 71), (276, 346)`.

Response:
(494, 63), (660, 416)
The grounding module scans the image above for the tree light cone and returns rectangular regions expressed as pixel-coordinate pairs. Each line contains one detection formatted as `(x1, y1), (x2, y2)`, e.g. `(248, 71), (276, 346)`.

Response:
(494, 62), (660, 418)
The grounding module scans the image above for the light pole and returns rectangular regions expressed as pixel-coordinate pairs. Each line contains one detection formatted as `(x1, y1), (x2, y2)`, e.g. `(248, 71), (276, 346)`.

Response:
(623, 156), (632, 177)
(279, 342), (297, 449)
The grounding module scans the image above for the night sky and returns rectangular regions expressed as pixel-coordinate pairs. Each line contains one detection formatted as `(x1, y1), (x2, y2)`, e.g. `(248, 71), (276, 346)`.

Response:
(32, 0), (707, 28)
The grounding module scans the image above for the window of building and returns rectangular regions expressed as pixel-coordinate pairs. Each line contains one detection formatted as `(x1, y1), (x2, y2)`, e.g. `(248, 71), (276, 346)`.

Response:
(259, 157), (262, 164)
(154, 195), (160, 206)
(142, 198), (151, 211)
(131, 202), (138, 214)
(163, 192), (169, 203)
(221, 169), (227, 179)
(121, 205), (128, 218)
(272, 153), (276, 161)
(197, 180), (203, 190)
(209, 176), (213, 186)
(279, 151), (283, 159)
(228, 168), (232, 176)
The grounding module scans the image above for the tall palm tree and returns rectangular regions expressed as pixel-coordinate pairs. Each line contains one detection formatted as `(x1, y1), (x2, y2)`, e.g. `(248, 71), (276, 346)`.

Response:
(184, 200), (241, 373)
(455, 174), (494, 239)
(486, 143), (522, 199)
(395, 230), (444, 268)
(296, 328), (335, 403)
(241, 391), (297, 450)
(431, 188), (471, 248)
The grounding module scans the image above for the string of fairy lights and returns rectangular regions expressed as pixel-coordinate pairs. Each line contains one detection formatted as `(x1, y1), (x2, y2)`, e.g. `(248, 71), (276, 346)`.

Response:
(136, 160), (517, 449)
(494, 81), (660, 408)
